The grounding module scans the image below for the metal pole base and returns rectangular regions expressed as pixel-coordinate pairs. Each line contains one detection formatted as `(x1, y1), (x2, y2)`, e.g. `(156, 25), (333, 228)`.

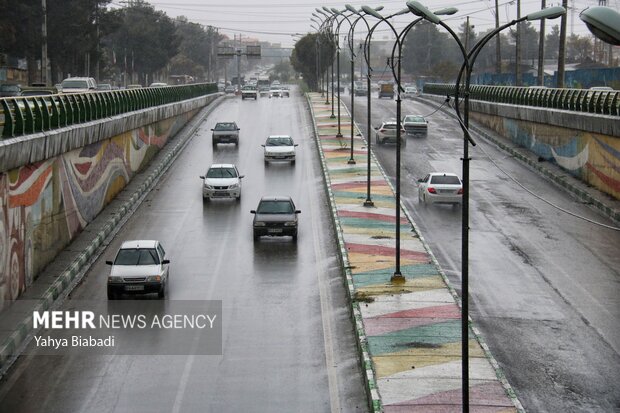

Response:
(391, 273), (405, 284)
(336, 133), (343, 138)
(330, 114), (336, 119)
(347, 159), (356, 165)
(363, 200), (375, 207)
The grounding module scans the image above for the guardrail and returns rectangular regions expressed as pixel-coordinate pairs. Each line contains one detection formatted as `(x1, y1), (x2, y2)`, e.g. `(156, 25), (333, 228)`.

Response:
(0, 83), (218, 138)
(423, 83), (620, 116)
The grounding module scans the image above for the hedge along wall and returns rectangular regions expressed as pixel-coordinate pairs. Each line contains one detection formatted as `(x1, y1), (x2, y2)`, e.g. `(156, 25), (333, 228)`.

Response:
(0, 94), (218, 309)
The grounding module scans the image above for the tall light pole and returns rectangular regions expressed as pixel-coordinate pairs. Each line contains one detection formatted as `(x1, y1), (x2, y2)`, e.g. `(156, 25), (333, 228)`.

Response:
(407, 2), (565, 411)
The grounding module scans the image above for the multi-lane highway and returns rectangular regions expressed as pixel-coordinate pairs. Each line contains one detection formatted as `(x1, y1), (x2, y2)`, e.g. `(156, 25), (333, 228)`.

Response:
(351, 91), (620, 412)
(0, 91), (368, 412)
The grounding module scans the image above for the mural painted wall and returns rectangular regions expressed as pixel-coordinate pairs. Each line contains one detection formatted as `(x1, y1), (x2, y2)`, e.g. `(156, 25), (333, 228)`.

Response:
(0, 111), (197, 310)
(472, 112), (620, 201)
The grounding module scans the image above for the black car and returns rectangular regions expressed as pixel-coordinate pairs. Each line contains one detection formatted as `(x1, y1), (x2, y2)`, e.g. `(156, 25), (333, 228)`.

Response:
(251, 196), (300, 242)
(0, 83), (22, 97)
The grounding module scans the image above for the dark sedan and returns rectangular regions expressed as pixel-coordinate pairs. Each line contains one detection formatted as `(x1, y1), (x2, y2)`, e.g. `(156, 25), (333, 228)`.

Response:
(251, 196), (300, 242)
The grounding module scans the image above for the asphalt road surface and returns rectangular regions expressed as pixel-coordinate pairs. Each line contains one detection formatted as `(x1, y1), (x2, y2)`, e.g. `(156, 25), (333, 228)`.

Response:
(350, 91), (620, 413)
(0, 90), (368, 413)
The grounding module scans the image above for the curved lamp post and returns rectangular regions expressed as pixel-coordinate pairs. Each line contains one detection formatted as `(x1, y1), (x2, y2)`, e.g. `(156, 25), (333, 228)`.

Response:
(580, 6), (620, 45)
(407, 2), (565, 411)
(319, 8), (340, 118)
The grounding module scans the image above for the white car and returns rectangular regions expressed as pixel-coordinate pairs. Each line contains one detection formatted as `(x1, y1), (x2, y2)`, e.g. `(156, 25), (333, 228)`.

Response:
(262, 135), (298, 165)
(269, 86), (282, 98)
(375, 119), (406, 147)
(402, 86), (418, 99)
(200, 164), (244, 201)
(60, 77), (97, 93)
(417, 172), (463, 205)
(106, 240), (170, 299)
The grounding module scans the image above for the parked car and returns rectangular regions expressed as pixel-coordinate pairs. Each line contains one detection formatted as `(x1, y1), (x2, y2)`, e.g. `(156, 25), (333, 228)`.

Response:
(402, 86), (418, 99)
(199, 164), (244, 201)
(262, 135), (298, 165)
(402, 115), (428, 137)
(374, 119), (406, 146)
(241, 85), (258, 100)
(20, 86), (58, 96)
(417, 173), (463, 206)
(97, 83), (112, 91)
(211, 122), (240, 146)
(251, 196), (300, 242)
(106, 240), (170, 299)
(60, 77), (97, 93)
(224, 85), (236, 94)
(149, 82), (168, 87)
(0, 83), (22, 97)
(281, 86), (290, 97)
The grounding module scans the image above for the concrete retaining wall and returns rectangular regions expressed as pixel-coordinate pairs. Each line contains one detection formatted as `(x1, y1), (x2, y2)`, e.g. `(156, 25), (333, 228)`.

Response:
(453, 99), (620, 201)
(0, 94), (218, 309)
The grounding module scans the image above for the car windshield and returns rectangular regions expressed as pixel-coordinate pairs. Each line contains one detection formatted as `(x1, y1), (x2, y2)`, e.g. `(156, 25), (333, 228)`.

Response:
(214, 123), (237, 131)
(257, 200), (294, 214)
(206, 167), (238, 178)
(114, 248), (159, 265)
(62, 80), (88, 88)
(243, 86), (256, 90)
(430, 175), (461, 185)
(266, 137), (293, 146)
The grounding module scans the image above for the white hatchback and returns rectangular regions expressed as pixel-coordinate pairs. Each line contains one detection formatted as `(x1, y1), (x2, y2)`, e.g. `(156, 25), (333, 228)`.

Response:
(200, 164), (244, 201)
(417, 172), (463, 205)
(262, 135), (298, 165)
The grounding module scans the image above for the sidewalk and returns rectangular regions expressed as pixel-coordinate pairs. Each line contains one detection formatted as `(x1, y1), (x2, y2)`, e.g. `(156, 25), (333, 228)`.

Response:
(307, 93), (521, 413)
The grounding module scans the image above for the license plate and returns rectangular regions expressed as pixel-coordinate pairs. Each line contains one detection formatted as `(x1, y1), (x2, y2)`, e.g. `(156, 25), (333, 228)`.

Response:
(125, 285), (144, 291)
(268, 228), (283, 234)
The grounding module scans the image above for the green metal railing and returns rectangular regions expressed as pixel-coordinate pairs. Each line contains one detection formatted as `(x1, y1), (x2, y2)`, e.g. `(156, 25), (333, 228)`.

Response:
(423, 83), (620, 116)
(0, 83), (218, 138)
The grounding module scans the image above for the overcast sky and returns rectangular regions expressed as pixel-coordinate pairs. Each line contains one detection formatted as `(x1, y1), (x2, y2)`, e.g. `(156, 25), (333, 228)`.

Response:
(127, 0), (619, 47)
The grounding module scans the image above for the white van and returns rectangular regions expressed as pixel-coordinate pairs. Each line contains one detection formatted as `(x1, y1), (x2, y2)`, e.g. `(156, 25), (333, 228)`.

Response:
(60, 77), (97, 93)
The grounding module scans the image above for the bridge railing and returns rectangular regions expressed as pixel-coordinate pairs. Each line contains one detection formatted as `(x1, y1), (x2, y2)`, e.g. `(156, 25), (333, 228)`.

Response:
(422, 83), (620, 116)
(0, 83), (218, 138)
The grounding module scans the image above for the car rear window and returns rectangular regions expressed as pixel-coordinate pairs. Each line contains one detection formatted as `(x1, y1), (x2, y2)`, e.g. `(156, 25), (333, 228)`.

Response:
(115, 248), (159, 265)
(383, 124), (397, 129)
(257, 200), (294, 214)
(215, 123), (236, 131)
(61, 80), (88, 88)
(404, 116), (424, 122)
(430, 175), (461, 185)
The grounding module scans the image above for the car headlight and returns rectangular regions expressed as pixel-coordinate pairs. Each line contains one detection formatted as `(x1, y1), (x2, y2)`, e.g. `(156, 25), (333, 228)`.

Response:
(108, 276), (123, 283)
(146, 275), (162, 282)
(284, 221), (297, 226)
(204, 184), (214, 190)
(229, 183), (239, 189)
(254, 222), (266, 227)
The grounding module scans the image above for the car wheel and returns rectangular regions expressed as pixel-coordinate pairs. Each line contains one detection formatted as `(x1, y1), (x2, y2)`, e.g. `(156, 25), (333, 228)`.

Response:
(158, 283), (165, 299)
(291, 159), (295, 165)
(107, 288), (117, 300)
(292, 233), (298, 242)
(236, 194), (241, 202)
(203, 196), (210, 202)
(264, 160), (269, 166)
(212, 141), (217, 147)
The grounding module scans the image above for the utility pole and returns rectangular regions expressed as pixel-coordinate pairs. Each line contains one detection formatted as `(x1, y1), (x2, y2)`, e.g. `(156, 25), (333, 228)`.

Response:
(495, 0), (501, 74)
(41, 0), (51, 85)
(557, 0), (568, 87)
(515, 0), (522, 85)
(538, 0), (546, 85)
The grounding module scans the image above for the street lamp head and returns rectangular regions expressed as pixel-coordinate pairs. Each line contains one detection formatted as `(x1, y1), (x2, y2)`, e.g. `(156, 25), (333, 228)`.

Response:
(362, 5), (384, 19)
(322, 6), (333, 14)
(434, 7), (458, 16)
(345, 4), (359, 14)
(526, 6), (565, 21)
(316, 8), (327, 16)
(393, 8), (411, 16)
(331, 8), (341, 15)
(580, 6), (620, 45)
(406, 1), (441, 24)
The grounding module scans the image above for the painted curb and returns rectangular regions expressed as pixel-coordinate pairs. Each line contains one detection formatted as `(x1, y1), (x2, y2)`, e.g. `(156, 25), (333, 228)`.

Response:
(0, 96), (225, 374)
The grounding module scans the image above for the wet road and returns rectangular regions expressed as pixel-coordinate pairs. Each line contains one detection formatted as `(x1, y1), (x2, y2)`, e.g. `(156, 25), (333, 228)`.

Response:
(351, 93), (620, 412)
(0, 91), (368, 412)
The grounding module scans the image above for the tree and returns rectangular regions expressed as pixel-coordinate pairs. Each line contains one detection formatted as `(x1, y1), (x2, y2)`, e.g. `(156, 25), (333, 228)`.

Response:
(567, 34), (593, 63)
(291, 33), (334, 90)
(402, 22), (456, 77)
(545, 25), (560, 60)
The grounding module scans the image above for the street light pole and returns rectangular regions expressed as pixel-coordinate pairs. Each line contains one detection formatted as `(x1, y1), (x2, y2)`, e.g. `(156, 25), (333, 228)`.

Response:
(406, 3), (565, 411)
